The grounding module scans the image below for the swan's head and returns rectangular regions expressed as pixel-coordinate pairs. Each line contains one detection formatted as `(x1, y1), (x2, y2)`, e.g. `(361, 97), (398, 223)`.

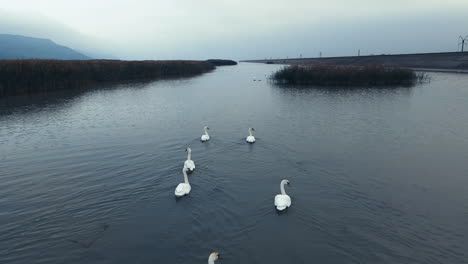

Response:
(209, 252), (221, 262)
(249, 127), (255, 132)
(282, 179), (291, 187)
(185, 147), (192, 153)
(204, 126), (210, 130)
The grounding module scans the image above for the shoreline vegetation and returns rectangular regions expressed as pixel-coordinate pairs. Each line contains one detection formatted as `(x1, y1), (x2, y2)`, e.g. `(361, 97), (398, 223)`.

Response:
(271, 65), (425, 86)
(207, 59), (238, 66)
(0, 59), (218, 96)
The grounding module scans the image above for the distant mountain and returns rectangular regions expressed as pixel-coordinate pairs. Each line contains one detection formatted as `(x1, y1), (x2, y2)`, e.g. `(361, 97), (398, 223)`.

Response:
(0, 34), (90, 60)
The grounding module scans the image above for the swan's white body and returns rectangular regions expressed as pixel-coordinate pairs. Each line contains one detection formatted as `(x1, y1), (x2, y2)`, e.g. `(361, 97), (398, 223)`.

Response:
(201, 126), (210, 142)
(275, 180), (291, 211)
(246, 128), (256, 143)
(208, 252), (221, 264)
(183, 148), (195, 172)
(184, 160), (195, 171)
(175, 168), (191, 197)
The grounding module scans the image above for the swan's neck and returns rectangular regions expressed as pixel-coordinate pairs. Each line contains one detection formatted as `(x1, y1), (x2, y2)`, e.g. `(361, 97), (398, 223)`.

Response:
(204, 128), (209, 136)
(183, 170), (189, 184)
(249, 129), (253, 137)
(280, 182), (287, 195)
(187, 151), (191, 160)
(208, 260), (215, 264)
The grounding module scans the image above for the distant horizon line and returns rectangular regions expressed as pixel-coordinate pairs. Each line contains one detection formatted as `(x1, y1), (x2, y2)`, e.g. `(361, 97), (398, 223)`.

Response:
(241, 50), (467, 62)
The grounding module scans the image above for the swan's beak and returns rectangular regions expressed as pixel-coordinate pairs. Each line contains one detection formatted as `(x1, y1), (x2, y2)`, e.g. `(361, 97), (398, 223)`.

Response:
(217, 253), (222, 259)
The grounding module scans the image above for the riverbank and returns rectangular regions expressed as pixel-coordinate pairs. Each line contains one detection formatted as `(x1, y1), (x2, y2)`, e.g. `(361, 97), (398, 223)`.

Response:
(243, 52), (468, 73)
(0, 59), (215, 96)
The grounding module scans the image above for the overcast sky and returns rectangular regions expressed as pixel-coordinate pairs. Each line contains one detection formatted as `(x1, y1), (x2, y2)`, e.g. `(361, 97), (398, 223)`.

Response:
(1, 0), (467, 60)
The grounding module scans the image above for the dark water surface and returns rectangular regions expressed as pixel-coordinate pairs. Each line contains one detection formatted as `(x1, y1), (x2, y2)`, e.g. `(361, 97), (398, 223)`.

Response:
(1, 63), (467, 264)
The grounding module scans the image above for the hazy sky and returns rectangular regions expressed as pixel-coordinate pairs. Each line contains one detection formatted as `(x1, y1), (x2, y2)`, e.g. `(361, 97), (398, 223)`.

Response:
(1, 0), (467, 60)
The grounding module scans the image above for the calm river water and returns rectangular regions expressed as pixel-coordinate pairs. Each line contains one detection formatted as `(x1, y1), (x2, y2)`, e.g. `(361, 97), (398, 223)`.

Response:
(1, 63), (467, 264)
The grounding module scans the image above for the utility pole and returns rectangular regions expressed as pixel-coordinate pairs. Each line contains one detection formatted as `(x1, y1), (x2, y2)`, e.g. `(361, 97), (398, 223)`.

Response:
(319, 52), (322, 58)
(459, 35), (468, 52)
(358, 49), (360, 56)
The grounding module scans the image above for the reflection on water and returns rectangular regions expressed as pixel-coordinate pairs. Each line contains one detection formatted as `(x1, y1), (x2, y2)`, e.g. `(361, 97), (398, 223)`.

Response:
(1, 64), (468, 264)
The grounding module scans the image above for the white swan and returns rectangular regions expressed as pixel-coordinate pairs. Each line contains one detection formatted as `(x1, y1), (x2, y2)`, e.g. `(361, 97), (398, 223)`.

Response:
(201, 126), (210, 142)
(274, 180), (291, 211)
(208, 252), (221, 264)
(175, 168), (191, 197)
(246, 127), (256, 143)
(183, 147), (195, 172)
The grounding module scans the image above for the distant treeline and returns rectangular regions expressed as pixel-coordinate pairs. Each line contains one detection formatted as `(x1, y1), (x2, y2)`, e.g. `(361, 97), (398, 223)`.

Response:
(0, 59), (215, 96)
(207, 59), (237, 66)
(271, 65), (423, 86)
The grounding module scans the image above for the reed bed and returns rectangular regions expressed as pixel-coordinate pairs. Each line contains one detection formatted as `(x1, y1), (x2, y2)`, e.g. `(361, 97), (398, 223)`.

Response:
(206, 59), (237, 66)
(271, 64), (423, 86)
(0, 59), (215, 96)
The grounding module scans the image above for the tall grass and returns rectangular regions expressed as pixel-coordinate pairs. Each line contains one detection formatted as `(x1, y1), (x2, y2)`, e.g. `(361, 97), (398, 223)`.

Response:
(0, 59), (215, 96)
(207, 59), (237, 66)
(271, 65), (424, 86)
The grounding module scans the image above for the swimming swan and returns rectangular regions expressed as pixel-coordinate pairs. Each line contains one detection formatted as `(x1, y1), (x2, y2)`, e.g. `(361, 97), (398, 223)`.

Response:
(246, 128), (256, 143)
(175, 168), (191, 197)
(201, 126), (210, 142)
(208, 252), (221, 264)
(274, 179), (291, 211)
(184, 147), (195, 172)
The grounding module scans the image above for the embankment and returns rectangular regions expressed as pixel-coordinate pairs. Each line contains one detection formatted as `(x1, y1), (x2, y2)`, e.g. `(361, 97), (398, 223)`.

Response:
(0, 59), (215, 96)
(243, 52), (468, 73)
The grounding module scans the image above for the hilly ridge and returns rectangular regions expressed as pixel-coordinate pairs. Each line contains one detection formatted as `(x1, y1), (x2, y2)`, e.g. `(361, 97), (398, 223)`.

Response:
(0, 34), (90, 60)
